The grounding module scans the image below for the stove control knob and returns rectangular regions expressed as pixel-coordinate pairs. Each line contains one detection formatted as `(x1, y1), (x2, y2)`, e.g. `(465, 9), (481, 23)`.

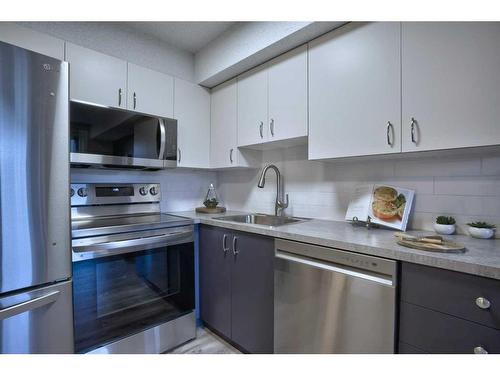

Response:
(139, 187), (148, 196)
(150, 186), (159, 196)
(70, 188), (75, 197)
(77, 188), (87, 197)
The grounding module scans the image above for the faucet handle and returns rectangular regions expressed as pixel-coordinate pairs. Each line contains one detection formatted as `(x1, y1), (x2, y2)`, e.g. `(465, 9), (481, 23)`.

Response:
(279, 194), (289, 209)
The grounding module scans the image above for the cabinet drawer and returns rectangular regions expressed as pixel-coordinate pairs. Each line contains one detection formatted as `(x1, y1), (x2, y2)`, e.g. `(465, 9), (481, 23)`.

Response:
(398, 341), (427, 354)
(401, 262), (500, 329)
(400, 302), (500, 354)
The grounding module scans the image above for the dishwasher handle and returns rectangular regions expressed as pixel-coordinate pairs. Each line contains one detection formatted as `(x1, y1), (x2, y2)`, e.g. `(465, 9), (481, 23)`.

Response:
(275, 250), (395, 287)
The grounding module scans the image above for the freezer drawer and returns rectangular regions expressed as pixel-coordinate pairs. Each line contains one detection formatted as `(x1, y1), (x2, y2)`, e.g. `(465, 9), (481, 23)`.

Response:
(0, 280), (74, 354)
(274, 239), (397, 354)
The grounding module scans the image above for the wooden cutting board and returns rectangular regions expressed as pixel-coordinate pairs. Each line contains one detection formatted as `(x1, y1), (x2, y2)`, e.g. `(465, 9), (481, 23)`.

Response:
(396, 239), (466, 253)
(195, 206), (226, 214)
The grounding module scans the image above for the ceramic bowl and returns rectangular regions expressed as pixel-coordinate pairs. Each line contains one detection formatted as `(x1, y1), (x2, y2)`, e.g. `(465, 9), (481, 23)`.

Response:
(434, 223), (456, 235)
(468, 227), (495, 239)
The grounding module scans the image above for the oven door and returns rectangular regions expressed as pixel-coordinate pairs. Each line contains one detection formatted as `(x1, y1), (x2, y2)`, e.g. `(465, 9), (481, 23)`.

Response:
(69, 100), (177, 169)
(72, 226), (194, 353)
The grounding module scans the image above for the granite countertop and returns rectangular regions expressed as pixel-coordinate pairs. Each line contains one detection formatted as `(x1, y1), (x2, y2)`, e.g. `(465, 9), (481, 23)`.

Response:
(170, 210), (500, 281)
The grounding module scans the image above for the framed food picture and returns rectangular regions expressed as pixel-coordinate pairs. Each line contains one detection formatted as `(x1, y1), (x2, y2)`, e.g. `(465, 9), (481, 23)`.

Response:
(345, 184), (415, 231)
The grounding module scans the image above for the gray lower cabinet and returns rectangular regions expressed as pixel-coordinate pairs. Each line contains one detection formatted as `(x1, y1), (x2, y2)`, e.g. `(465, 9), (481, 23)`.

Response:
(199, 225), (274, 353)
(199, 225), (232, 339)
(399, 262), (500, 354)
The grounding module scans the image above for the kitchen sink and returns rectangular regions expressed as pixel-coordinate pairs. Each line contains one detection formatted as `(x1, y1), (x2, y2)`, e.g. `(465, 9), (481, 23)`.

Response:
(213, 213), (307, 227)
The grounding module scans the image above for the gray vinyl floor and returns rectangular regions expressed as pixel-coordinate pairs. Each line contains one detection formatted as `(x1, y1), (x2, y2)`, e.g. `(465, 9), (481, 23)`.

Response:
(168, 327), (241, 354)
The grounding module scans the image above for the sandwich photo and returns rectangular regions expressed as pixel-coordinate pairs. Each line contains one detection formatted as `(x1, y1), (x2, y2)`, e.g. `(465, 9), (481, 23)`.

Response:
(371, 186), (407, 223)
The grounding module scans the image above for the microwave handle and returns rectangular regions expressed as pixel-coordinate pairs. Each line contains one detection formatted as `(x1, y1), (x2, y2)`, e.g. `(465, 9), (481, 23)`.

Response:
(158, 119), (166, 160)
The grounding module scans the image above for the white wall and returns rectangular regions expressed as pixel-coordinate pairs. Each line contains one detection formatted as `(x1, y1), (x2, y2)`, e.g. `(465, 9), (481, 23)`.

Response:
(217, 145), (500, 236)
(0, 22), (65, 60)
(195, 22), (343, 87)
(71, 168), (217, 213)
(18, 22), (195, 82)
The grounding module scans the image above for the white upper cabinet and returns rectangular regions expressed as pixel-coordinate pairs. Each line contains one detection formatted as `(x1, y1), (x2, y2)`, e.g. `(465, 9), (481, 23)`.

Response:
(127, 63), (174, 118)
(211, 79), (239, 168)
(174, 78), (211, 169)
(66, 43), (127, 109)
(237, 45), (308, 148)
(237, 66), (268, 147)
(268, 44), (308, 142)
(402, 22), (500, 152)
(308, 22), (401, 160)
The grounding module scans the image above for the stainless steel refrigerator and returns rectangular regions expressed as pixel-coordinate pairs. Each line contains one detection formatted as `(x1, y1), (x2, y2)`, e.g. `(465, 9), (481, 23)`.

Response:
(0, 41), (73, 353)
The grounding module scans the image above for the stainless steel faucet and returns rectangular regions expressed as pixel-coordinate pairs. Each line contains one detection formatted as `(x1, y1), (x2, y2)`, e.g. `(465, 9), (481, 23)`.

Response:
(257, 164), (289, 216)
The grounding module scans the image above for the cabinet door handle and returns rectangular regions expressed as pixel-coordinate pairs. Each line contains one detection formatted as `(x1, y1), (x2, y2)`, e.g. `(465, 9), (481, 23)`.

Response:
(222, 234), (229, 254)
(133, 92), (137, 109)
(475, 297), (491, 310)
(270, 118), (275, 137)
(178, 148), (181, 163)
(118, 88), (122, 106)
(232, 236), (239, 256)
(410, 117), (417, 145)
(386, 121), (394, 146)
(259, 121), (264, 138)
(229, 148), (234, 164)
(474, 346), (488, 354)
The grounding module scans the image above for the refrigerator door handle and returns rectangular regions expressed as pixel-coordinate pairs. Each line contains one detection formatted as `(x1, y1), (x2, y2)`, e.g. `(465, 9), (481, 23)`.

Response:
(0, 290), (60, 321)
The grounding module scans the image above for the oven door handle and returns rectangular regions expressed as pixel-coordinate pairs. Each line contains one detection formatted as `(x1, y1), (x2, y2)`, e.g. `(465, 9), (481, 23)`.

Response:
(72, 228), (193, 262)
(158, 118), (166, 160)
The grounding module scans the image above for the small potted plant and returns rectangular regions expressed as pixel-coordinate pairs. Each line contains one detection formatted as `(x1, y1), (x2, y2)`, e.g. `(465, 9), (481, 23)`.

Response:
(467, 222), (496, 239)
(434, 216), (456, 235)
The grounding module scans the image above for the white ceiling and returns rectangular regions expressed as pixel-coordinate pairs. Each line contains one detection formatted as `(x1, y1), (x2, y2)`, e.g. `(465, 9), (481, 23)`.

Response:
(124, 22), (237, 53)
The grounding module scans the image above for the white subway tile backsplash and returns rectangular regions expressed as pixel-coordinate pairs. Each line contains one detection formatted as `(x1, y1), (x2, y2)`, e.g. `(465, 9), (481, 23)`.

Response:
(434, 176), (500, 196)
(414, 194), (484, 216)
(481, 155), (500, 175)
(217, 145), (500, 231)
(71, 145), (500, 233)
(394, 157), (482, 177)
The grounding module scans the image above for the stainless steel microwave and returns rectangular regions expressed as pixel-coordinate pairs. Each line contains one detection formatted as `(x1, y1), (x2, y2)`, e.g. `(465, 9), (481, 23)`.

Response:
(70, 101), (177, 170)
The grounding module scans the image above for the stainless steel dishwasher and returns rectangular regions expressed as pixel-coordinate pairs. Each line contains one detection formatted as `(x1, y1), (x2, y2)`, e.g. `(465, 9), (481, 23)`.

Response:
(274, 239), (397, 354)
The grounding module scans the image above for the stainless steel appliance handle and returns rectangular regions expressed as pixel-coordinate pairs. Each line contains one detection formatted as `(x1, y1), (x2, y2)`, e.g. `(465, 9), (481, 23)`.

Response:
(74, 231), (189, 253)
(275, 250), (393, 286)
(158, 119), (166, 160)
(0, 291), (60, 321)
(72, 228), (193, 262)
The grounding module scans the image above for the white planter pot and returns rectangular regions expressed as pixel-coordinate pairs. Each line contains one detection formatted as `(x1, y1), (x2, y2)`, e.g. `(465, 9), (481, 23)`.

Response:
(468, 227), (495, 239)
(434, 223), (456, 235)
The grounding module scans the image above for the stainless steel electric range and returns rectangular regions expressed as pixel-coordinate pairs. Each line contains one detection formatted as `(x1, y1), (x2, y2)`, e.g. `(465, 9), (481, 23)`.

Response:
(70, 183), (196, 354)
